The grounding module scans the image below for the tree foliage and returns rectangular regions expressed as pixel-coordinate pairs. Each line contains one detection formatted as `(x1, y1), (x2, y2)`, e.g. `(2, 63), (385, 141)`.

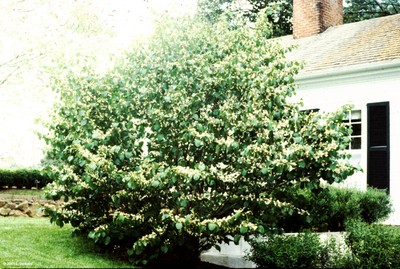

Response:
(197, 0), (292, 37)
(197, 0), (400, 37)
(41, 10), (358, 267)
(344, 0), (400, 23)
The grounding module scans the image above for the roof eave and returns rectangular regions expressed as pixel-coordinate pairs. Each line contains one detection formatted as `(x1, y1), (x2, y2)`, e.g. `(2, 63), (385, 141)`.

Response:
(295, 60), (400, 87)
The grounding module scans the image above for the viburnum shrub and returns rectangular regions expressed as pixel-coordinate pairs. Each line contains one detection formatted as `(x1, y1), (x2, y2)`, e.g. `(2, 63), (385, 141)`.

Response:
(41, 10), (358, 267)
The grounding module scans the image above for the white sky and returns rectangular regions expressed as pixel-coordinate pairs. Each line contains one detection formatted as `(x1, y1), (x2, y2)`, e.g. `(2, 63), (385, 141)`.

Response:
(98, 0), (198, 42)
(0, 0), (198, 168)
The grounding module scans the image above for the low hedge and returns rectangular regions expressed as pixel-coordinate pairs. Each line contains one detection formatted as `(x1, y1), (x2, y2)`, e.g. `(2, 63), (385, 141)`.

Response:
(280, 186), (393, 232)
(246, 221), (400, 269)
(345, 221), (400, 269)
(246, 231), (349, 269)
(0, 169), (52, 189)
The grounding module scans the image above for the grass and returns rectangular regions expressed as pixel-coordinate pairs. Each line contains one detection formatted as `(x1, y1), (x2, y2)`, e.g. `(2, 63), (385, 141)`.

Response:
(0, 188), (45, 198)
(0, 218), (137, 268)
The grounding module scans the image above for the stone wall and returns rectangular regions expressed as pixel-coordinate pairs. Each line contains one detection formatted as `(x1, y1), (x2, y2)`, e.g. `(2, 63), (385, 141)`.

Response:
(0, 198), (62, 218)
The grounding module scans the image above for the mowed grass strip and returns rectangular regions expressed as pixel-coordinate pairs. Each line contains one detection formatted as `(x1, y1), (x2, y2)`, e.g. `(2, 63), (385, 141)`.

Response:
(0, 217), (137, 268)
(0, 188), (45, 198)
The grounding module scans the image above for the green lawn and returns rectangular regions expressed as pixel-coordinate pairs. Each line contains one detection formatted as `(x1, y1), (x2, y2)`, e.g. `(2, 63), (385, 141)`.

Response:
(0, 217), (137, 268)
(0, 188), (44, 198)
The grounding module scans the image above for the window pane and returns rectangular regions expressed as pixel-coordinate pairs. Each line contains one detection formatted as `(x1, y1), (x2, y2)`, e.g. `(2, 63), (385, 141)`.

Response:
(351, 137), (362, 149)
(352, 123), (361, 136)
(351, 110), (361, 120)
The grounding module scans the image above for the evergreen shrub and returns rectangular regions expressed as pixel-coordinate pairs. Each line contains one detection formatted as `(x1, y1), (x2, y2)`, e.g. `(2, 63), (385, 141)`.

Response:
(280, 186), (392, 232)
(246, 231), (350, 268)
(0, 169), (51, 189)
(345, 220), (400, 269)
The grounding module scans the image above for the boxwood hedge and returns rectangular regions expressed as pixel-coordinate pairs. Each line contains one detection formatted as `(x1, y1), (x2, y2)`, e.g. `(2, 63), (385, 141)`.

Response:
(0, 169), (52, 189)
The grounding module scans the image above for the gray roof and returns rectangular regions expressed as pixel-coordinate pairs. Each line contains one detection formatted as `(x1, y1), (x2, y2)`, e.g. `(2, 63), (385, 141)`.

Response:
(279, 14), (400, 75)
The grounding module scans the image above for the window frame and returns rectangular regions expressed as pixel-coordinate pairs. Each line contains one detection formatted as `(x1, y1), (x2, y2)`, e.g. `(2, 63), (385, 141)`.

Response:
(343, 109), (362, 151)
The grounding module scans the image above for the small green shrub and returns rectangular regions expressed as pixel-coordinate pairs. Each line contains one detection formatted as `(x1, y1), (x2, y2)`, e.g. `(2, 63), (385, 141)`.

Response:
(246, 231), (348, 268)
(345, 220), (400, 269)
(0, 169), (52, 189)
(358, 188), (392, 224)
(280, 186), (393, 232)
(316, 187), (392, 231)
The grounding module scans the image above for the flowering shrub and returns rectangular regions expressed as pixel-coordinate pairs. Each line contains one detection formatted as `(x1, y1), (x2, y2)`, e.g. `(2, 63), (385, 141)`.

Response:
(41, 11), (358, 266)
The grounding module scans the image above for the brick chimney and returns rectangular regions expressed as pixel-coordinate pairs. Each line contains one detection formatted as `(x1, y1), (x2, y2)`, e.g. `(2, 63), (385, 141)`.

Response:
(293, 0), (343, 39)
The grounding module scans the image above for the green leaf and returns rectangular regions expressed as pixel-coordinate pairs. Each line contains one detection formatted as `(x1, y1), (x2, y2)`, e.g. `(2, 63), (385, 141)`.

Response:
(231, 141), (239, 149)
(276, 166), (283, 174)
(152, 180), (160, 188)
(88, 231), (96, 239)
(117, 214), (125, 222)
(261, 167), (268, 174)
(240, 226), (248, 234)
(88, 163), (97, 170)
(153, 123), (161, 131)
(127, 180), (137, 190)
(104, 236), (111, 245)
(180, 199), (188, 207)
(293, 136), (302, 143)
(194, 139), (203, 147)
(161, 245), (169, 253)
(298, 160), (306, 168)
(157, 134), (164, 141)
(208, 223), (217, 231)
(234, 235), (241, 245)
(198, 163), (206, 171)
(175, 222), (183, 230)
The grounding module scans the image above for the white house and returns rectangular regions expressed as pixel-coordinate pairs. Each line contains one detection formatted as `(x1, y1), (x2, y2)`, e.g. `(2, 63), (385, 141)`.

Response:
(285, 0), (400, 225)
(201, 1), (400, 267)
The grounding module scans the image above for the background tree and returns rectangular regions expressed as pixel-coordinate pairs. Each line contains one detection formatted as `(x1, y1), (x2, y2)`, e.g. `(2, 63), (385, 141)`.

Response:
(42, 10), (358, 267)
(344, 0), (400, 22)
(197, 0), (400, 37)
(197, 0), (292, 37)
